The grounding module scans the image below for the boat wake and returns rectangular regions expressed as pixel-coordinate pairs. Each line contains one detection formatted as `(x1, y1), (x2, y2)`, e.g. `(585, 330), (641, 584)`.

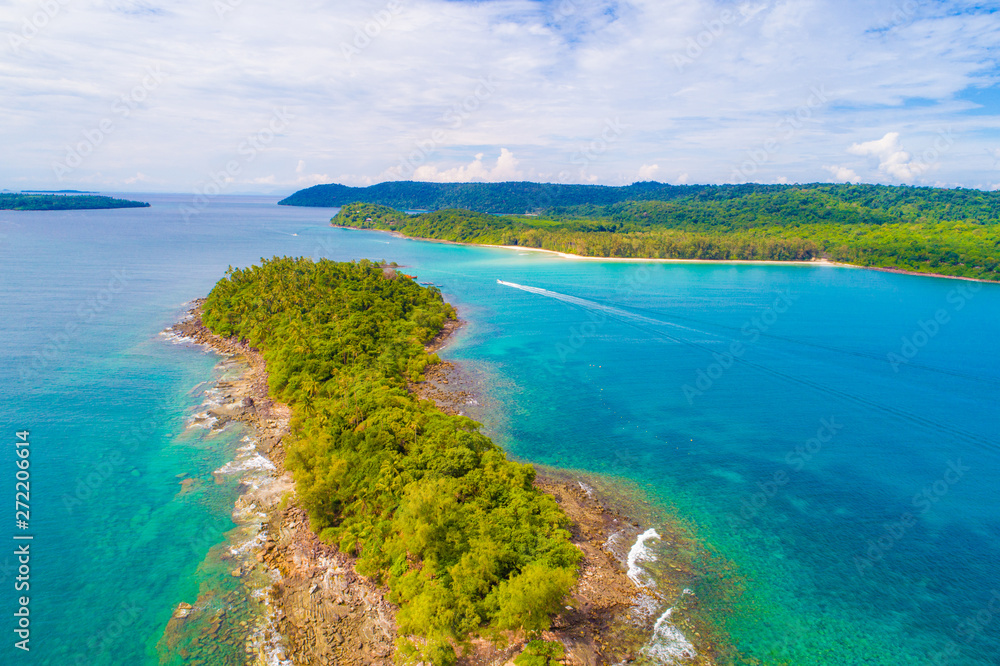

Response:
(497, 280), (718, 338)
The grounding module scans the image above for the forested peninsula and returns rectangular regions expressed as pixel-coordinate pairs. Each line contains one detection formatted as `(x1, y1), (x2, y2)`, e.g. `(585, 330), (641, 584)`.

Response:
(315, 182), (1000, 281)
(201, 258), (580, 664)
(0, 193), (150, 210)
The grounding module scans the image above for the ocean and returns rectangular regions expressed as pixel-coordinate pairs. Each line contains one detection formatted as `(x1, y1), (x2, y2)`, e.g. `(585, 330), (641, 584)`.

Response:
(0, 194), (997, 665)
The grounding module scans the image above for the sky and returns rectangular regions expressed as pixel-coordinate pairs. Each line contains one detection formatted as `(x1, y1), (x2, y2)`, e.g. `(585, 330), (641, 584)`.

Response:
(1, 0), (999, 194)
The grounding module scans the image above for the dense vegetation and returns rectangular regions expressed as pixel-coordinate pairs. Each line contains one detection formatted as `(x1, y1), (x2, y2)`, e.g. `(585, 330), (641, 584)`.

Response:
(201, 258), (579, 664)
(280, 180), (675, 212)
(0, 193), (150, 210)
(335, 197), (1000, 281)
(281, 180), (1000, 219)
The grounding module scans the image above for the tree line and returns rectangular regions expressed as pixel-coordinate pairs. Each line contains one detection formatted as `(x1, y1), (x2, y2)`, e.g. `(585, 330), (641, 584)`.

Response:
(0, 194), (150, 210)
(335, 202), (999, 281)
(283, 180), (1000, 221)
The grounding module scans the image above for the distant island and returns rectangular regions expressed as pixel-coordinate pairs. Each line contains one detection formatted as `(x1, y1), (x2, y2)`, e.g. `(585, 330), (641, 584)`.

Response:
(0, 193), (150, 211)
(279, 180), (1000, 217)
(20, 189), (97, 194)
(277, 180), (1000, 282)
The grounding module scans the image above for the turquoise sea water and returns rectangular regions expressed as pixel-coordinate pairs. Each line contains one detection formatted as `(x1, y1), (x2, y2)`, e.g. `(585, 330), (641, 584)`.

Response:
(0, 194), (997, 665)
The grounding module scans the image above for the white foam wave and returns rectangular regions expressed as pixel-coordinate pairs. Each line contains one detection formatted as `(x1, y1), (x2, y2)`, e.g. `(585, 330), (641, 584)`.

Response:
(236, 438), (258, 453)
(187, 412), (218, 429)
(646, 608), (696, 662)
(627, 528), (661, 588)
(228, 526), (268, 555)
(250, 596), (294, 666)
(216, 452), (276, 475)
(160, 329), (196, 345)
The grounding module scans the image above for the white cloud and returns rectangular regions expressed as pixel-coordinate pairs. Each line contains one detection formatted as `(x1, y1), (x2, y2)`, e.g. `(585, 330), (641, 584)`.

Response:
(988, 148), (1000, 169)
(0, 0), (997, 190)
(292, 160), (331, 186)
(410, 148), (524, 183)
(638, 164), (661, 181)
(847, 132), (929, 181)
(825, 165), (860, 182)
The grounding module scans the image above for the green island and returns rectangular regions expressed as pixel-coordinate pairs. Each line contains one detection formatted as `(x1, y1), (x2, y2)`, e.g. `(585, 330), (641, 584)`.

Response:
(201, 257), (579, 664)
(281, 181), (999, 281)
(0, 193), (150, 210)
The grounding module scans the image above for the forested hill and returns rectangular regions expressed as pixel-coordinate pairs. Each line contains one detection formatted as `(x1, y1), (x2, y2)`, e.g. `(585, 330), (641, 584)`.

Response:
(0, 193), (150, 210)
(334, 202), (1000, 281)
(280, 180), (1000, 221)
(280, 180), (666, 212)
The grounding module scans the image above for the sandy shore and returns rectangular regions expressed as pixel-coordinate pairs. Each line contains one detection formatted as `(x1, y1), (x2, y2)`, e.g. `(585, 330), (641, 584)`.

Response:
(162, 300), (706, 665)
(335, 223), (998, 283)
(480, 243), (835, 267)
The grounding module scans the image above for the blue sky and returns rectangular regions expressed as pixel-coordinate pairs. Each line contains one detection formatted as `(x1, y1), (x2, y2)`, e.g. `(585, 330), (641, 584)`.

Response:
(1, 0), (999, 193)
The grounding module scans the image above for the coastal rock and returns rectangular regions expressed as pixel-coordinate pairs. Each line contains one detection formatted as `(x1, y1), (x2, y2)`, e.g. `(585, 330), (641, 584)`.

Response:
(173, 602), (194, 619)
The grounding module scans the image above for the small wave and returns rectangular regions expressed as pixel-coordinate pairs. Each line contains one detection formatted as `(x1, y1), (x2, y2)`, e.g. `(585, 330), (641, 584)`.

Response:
(160, 329), (196, 345)
(631, 591), (661, 620)
(627, 528), (661, 588)
(578, 481), (595, 497)
(215, 452), (276, 475)
(249, 591), (294, 666)
(236, 438), (258, 453)
(646, 608), (696, 662)
(228, 526), (267, 556)
(187, 412), (218, 429)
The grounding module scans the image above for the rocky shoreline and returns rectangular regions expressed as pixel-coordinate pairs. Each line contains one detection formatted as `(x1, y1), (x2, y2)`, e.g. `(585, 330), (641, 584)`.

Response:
(163, 299), (693, 665)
